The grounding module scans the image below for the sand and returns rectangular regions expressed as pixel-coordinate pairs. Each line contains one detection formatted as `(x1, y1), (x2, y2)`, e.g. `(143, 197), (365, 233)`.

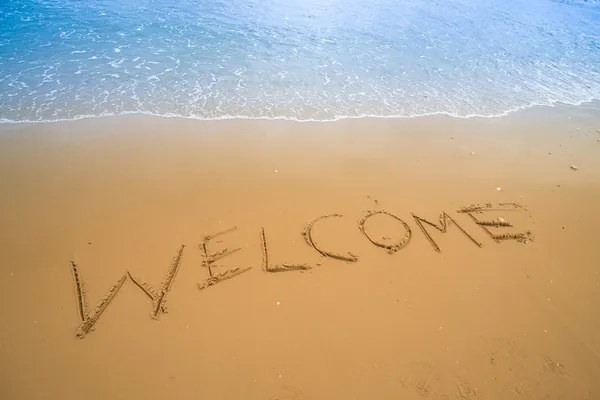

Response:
(1, 102), (600, 399)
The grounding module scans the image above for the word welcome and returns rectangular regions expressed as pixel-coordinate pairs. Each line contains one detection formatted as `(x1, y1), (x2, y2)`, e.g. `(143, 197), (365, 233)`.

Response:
(70, 202), (532, 338)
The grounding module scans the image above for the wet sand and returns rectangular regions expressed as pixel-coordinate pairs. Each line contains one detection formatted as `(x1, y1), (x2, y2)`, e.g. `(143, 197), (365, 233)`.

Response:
(1, 103), (600, 399)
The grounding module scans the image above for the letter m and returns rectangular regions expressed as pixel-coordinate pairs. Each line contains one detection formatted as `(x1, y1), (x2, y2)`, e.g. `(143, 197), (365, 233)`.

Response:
(412, 212), (482, 253)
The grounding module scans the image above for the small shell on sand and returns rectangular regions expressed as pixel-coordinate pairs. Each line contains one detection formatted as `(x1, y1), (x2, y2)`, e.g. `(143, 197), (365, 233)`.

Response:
(496, 187), (502, 191)
(498, 217), (506, 223)
(570, 165), (579, 171)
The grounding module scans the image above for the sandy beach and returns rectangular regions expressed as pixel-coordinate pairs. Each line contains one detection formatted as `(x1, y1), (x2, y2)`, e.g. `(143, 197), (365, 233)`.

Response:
(1, 103), (600, 399)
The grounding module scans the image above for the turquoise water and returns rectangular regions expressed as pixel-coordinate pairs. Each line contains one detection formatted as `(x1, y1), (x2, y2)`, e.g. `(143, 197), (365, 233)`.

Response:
(1, 0), (599, 122)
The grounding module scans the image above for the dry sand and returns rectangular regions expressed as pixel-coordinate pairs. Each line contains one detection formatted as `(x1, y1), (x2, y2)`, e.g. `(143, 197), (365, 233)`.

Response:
(1, 102), (600, 399)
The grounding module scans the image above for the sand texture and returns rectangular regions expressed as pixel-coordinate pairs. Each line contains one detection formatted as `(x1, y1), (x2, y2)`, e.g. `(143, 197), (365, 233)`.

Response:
(1, 103), (600, 399)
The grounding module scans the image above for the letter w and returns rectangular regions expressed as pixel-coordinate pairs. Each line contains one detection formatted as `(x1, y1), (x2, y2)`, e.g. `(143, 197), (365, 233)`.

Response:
(69, 245), (185, 338)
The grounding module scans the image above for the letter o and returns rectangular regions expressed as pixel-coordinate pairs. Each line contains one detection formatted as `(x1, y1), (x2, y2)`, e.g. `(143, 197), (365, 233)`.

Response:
(358, 211), (412, 253)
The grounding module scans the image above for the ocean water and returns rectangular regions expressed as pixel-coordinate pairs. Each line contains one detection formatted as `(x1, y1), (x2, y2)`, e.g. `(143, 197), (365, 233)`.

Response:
(1, 0), (599, 123)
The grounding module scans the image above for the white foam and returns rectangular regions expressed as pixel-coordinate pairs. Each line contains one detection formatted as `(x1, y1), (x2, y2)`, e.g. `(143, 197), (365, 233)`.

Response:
(2, 0), (599, 126)
(1, 96), (598, 125)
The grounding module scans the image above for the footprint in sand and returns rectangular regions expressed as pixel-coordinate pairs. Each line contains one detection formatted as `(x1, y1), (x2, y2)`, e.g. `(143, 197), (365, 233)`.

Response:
(480, 337), (574, 399)
(270, 384), (305, 400)
(481, 337), (528, 368)
(540, 354), (566, 376)
(456, 377), (479, 399)
(481, 337), (568, 375)
(399, 362), (479, 399)
(400, 362), (441, 397)
(510, 376), (537, 399)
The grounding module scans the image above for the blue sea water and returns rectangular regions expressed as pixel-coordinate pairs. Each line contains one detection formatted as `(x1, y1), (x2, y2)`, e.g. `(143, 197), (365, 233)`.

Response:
(0, 0), (599, 123)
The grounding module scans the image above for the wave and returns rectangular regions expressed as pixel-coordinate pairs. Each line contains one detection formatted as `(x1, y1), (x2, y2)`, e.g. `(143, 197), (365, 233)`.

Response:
(1, 0), (599, 125)
(1, 96), (598, 125)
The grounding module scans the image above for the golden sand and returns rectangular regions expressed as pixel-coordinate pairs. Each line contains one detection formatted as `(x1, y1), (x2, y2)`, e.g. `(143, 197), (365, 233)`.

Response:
(0, 103), (599, 399)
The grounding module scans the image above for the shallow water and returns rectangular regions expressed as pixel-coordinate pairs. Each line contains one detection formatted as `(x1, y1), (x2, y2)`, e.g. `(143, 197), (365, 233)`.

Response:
(1, 0), (599, 122)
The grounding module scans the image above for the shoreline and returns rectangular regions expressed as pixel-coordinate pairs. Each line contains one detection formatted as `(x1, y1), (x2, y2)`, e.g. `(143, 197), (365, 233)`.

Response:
(0, 104), (599, 399)
(2, 98), (600, 126)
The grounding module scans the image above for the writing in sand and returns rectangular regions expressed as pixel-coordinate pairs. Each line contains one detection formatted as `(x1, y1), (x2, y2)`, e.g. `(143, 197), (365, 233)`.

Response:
(69, 202), (533, 338)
